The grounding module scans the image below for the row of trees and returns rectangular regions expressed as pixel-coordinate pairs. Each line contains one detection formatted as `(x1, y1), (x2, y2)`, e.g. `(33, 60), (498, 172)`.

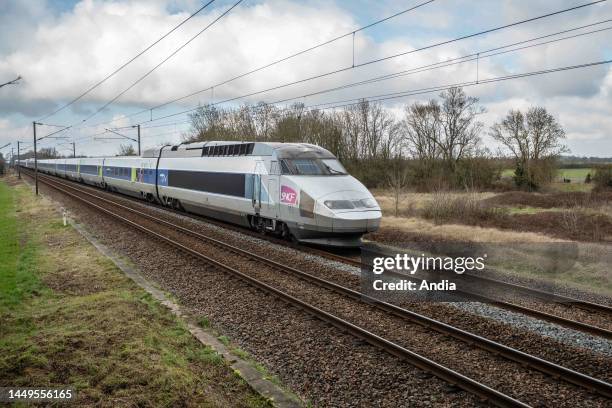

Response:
(5, 87), (568, 191)
(186, 87), (567, 190)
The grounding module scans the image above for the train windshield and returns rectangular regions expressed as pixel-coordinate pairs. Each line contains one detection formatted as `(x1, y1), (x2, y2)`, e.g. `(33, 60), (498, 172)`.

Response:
(281, 159), (347, 176)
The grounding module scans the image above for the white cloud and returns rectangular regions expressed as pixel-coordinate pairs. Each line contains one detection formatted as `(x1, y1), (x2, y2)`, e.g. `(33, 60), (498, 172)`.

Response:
(0, 0), (610, 156)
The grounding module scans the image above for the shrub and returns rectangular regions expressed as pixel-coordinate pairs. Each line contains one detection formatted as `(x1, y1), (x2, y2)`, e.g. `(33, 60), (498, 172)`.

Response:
(593, 164), (612, 190)
(512, 157), (558, 190)
(421, 192), (507, 224)
(344, 159), (389, 189)
(455, 157), (502, 190)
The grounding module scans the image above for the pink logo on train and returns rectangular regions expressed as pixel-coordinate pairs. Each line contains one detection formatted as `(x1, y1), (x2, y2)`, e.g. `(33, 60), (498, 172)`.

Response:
(280, 185), (298, 205)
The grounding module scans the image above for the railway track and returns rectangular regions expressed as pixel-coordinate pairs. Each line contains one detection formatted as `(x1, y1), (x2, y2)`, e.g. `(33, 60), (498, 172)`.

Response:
(314, 247), (612, 339)
(24, 170), (612, 407)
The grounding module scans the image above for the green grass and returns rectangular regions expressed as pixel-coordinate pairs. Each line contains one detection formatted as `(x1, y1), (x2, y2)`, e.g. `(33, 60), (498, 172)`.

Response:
(502, 167), (593, 181)
(0, 180), (272, 407)
(0, 183), (43, 309)
(558, 168), (592, 181)
(198, 316), (211, 328)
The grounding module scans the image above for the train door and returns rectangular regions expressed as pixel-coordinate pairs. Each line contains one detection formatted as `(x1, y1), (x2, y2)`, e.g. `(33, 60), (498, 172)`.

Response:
(266, 160), (280, 218)
(252, 161), (265, 213)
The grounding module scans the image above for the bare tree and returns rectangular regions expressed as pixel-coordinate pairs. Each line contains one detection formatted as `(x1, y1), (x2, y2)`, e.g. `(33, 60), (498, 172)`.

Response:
(526, 107), (567, 160)
(399, 88), (484, 187)
(401, 101), (442, 178)
(38, 147), (61, 159)
(387, 155), (410, 217)
(253, 102), (277, 141)
(117, 144), (136, 156)
(437, 87), (484, 172)
(340, 106), (362, 161)
(490, 106), (567, 189)
(186, 104), (230, 142)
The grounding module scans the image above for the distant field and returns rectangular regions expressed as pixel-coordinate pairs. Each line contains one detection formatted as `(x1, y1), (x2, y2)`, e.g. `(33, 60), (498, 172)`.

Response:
(558, 168), (591, 181)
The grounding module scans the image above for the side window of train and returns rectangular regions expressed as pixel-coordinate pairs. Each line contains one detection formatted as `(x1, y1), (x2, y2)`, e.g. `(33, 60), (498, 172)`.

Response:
(280, 160), (292, 174)
(270, 161), (280, 175)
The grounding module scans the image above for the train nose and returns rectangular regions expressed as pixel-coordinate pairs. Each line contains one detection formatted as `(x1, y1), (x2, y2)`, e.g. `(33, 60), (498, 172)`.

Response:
(331, 209), (382, 233)
(316, 192), (381, 233)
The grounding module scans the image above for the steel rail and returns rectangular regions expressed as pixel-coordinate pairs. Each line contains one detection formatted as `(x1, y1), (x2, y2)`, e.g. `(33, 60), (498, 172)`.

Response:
(317, 248), (611, 312)
(27, 170), (612, 399)
(27, 171), (530, 408)
(307, 248), (612, 338)
(363, 246), (612, 315)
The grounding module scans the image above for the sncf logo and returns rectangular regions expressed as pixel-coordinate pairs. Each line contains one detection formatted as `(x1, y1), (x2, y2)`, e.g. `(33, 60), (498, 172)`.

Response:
(281, 185), (297, 205)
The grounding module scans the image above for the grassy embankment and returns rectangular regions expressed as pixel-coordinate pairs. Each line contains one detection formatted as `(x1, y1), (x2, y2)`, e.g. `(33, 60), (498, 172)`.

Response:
(0, 179), (271, 407)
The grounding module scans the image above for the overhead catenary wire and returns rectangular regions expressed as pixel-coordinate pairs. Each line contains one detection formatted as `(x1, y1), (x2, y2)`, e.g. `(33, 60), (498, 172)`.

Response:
(88, 0), (607, 129)
(307, 59), (612, 111)
(74, 0), (244, 127)
(267, 22), (612, 106)
(132, 0), (437, 113)
(66, 18), (612, 150)
(37, 0), (217, 122)
(65, 55), (612, 152)
(82, 0), (438, 128)
(135, 18), (612, 125)
(36, 125), (72, 141)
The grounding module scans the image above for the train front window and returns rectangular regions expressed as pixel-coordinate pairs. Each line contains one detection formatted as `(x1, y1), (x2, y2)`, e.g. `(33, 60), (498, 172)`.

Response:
(281, 159), (347, 176)
(320, 159), (347, 175)
(292, 159), (320, 175)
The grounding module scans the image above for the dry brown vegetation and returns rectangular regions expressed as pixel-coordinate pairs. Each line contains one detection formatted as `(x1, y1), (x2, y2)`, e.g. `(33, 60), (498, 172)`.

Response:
(372, 188), (612, 243)
(366, 218), (611, 295)
(420, 192), (508, 224)
(483, 191), (612, 209)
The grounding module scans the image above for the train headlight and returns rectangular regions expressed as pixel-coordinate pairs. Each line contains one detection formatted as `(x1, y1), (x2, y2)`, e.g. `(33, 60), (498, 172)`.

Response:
(360, 198), (378, 208)
(323, 200), (355, 210)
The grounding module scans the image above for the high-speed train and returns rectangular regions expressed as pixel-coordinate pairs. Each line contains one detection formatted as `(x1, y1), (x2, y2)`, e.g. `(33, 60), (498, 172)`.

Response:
(21, 141), (381, 246)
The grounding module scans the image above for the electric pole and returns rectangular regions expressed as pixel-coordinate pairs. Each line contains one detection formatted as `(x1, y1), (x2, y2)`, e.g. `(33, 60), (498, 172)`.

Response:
(71, 142), (76, 158)
(17, 141), (20, 179)
(33, 121), (38, 195)
(137, 124), (141, 156)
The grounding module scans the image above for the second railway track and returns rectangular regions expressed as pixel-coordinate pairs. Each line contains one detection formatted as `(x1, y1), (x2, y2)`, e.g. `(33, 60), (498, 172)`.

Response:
(24, 170), (612, 407)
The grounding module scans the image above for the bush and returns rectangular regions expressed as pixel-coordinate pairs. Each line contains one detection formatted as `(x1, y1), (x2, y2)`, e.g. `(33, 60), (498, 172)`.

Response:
(592, 164), (612, 190)
(512, 157), (558, 190)
(421, 192), (507, 224)
(455, 157), (502, 190)
(344, 159), (390, 189)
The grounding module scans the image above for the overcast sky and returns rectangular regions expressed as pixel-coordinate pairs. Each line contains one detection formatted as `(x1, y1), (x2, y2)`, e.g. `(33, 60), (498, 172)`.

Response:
(0, 0), (610, 157)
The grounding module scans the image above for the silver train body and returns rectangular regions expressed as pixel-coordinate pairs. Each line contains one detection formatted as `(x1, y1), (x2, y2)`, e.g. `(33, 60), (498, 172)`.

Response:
(20, 141), (381, 246)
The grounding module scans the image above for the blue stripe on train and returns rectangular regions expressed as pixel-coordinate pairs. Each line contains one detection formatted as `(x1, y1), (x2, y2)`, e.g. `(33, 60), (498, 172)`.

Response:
(102, 166), (268, 201)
